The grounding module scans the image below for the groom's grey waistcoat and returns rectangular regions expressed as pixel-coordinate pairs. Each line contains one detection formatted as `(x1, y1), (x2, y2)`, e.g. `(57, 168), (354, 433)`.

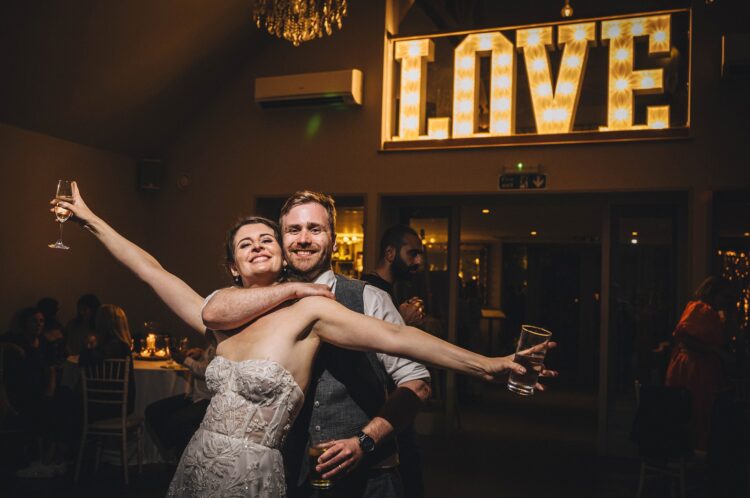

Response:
(284, 274), (397, 488)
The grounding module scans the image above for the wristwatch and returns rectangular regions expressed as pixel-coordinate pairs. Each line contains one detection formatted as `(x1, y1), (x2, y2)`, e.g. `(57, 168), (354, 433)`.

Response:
(356, 431), (376, 453)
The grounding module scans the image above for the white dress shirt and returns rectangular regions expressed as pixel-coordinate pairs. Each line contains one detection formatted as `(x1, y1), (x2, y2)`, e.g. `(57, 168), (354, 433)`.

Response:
(314, 270), (431, 386)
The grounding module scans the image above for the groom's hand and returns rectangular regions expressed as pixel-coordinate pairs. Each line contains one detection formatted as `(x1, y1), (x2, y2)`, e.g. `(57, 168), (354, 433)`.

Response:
(316, 437), (363, 479)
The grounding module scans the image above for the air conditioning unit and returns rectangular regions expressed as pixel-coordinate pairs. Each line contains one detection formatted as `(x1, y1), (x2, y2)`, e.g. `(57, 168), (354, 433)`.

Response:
(254, 69), (363, 108)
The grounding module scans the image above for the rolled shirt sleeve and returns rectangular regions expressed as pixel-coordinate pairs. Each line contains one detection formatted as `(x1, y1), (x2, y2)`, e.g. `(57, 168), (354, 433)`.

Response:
(362, 285), (431, 386)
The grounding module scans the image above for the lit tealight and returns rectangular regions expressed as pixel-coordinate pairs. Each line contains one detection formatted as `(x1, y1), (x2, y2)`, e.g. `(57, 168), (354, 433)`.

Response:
(482, 209), (490, 214)
(530, 230), (538, 236)
(631, 238), (639, 245)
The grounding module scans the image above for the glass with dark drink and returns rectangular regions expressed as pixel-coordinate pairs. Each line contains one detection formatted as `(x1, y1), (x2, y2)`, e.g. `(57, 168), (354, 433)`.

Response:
(308, 441), (332, 490)
(508, 325), (552, 396)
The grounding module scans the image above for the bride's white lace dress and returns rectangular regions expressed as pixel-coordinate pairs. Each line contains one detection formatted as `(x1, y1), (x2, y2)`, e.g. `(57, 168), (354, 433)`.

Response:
(167, 357), (304, 497)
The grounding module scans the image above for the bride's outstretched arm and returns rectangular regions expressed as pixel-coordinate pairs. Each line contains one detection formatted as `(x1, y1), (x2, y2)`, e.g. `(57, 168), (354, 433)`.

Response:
(300, 296), (546, 381)
(54, 182), (206, 332)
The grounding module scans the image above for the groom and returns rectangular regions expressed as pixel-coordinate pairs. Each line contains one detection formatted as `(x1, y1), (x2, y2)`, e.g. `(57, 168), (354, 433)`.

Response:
(203, 191), (431, 497)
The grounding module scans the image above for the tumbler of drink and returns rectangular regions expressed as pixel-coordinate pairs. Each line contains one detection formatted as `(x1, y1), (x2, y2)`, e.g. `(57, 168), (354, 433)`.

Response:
(507, 325), (552, 396)
(308, 441), (333, 490)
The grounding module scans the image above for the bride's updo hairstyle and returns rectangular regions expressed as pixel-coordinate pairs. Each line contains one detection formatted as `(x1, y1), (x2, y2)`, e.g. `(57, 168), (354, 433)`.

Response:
(224, 216), (281, 286)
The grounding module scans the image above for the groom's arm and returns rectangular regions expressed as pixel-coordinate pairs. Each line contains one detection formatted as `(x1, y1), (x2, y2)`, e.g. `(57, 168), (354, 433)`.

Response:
(202, 283), (335, 330)
(317, 286), (431, 479)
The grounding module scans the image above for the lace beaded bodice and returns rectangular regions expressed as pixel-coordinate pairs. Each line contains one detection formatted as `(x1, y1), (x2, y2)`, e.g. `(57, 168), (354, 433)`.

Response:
(202, 356), (304, 449)
(167, 357), (305, 498)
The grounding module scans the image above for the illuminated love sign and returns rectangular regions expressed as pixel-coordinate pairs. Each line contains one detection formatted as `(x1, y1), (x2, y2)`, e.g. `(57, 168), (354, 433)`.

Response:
(381, 10), (690, 150)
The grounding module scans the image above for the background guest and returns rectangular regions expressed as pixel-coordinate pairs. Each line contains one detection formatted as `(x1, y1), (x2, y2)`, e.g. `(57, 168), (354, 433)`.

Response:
(64, 293), (101, 355)
(79, 304), (135, 420)
(7, 307), (74, 478)
(665, 276), (735, 451)
(36, 297), (66, 369)
(145, 342), (214, 461)
(361, 224), (427, 498)
(363, 224), (426, 327)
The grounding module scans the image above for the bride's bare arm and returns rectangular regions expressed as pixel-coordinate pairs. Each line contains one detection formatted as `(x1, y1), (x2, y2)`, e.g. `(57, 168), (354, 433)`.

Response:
(202, 283), (334, 331)
(298, 296), (527, 381)
(55, 182), (205, 333)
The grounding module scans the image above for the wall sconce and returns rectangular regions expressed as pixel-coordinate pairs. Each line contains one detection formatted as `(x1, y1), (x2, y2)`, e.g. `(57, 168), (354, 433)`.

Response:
(561, 0), (574, 18)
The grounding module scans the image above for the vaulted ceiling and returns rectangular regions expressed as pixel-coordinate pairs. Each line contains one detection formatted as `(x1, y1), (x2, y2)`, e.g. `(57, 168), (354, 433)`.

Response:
(0, 0), (261, 157)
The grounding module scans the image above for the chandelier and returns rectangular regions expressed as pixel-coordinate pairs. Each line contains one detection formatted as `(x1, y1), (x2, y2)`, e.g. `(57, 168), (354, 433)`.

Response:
(253, 0), (348, 46)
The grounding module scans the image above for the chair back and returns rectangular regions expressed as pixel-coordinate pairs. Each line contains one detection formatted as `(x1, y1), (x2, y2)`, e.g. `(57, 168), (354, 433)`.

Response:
(80, 358), (130, 425)
(631, 385), (693, 458)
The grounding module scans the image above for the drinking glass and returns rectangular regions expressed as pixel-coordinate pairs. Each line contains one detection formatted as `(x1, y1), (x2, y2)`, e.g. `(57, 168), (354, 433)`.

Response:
(507, 325), (552, 396)
(48, 180), (73, 250)
(308, 439), (333, 490)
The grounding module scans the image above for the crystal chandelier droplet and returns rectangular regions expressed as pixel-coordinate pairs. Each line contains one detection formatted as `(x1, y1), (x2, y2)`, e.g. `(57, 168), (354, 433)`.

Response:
(253, 0), (348, 46)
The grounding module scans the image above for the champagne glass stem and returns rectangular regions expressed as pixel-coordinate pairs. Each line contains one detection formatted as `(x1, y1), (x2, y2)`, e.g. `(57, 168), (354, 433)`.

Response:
(59, 221), (64, 244)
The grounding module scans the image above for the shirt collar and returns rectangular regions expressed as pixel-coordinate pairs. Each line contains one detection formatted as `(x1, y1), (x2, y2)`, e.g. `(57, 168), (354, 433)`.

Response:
(314, 269), (337, 291)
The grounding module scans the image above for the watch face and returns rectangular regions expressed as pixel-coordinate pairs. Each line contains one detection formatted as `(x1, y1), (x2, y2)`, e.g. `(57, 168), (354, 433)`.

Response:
(359, 433), (375, 453)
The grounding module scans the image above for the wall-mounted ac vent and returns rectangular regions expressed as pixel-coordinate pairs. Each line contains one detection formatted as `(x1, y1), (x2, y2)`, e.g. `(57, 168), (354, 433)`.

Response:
(255, 69), (363, 108)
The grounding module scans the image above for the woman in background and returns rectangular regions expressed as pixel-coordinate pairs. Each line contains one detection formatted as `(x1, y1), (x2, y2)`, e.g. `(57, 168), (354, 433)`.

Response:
(665, 276), (735, 450)
(79, 304), (136, 419)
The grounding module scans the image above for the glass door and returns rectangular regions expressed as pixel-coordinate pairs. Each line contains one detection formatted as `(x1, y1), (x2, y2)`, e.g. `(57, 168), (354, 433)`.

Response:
(602, 200), (686, 454)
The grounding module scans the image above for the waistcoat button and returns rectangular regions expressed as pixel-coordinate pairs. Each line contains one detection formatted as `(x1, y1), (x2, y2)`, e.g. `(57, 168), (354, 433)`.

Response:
(314, 400), (320, 408)
(315, 425), (321, 432)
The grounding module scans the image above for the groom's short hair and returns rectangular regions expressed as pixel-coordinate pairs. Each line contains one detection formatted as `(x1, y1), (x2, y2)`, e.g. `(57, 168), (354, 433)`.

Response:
(279, 190), (337, 234)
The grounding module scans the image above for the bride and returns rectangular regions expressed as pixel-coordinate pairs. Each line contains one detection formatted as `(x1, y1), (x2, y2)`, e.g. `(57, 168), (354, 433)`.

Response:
(56, 183), (554, 497)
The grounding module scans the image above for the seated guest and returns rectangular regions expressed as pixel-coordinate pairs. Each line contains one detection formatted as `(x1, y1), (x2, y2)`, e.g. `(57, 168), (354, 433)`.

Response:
(145, 342), (214, 461)
(37, 297), (67, 369)
(8, 307), (75, 478)
(79, 304), (135, 420)
(64, 294), (100, 355)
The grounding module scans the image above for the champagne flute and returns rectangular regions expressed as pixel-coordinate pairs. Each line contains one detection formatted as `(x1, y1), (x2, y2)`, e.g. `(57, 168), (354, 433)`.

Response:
(48, 180), (73, 250)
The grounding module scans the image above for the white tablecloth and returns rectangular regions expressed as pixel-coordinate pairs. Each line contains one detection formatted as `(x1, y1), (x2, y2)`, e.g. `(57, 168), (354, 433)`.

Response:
(133, 359), (190, 464)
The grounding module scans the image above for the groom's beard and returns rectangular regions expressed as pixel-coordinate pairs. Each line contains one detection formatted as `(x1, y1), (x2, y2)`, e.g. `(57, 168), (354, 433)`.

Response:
(283, 254), (332, 282)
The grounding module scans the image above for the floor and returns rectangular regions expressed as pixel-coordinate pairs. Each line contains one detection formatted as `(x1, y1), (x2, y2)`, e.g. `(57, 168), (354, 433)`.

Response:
(0, 385), (681, 498)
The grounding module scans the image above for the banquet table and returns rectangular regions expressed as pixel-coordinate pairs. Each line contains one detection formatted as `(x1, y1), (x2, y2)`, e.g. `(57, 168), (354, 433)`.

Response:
(63, 355), (191, 464)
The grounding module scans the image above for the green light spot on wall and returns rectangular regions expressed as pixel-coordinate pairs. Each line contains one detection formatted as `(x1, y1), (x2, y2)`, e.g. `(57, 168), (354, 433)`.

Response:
(306, 114), (323, 138)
